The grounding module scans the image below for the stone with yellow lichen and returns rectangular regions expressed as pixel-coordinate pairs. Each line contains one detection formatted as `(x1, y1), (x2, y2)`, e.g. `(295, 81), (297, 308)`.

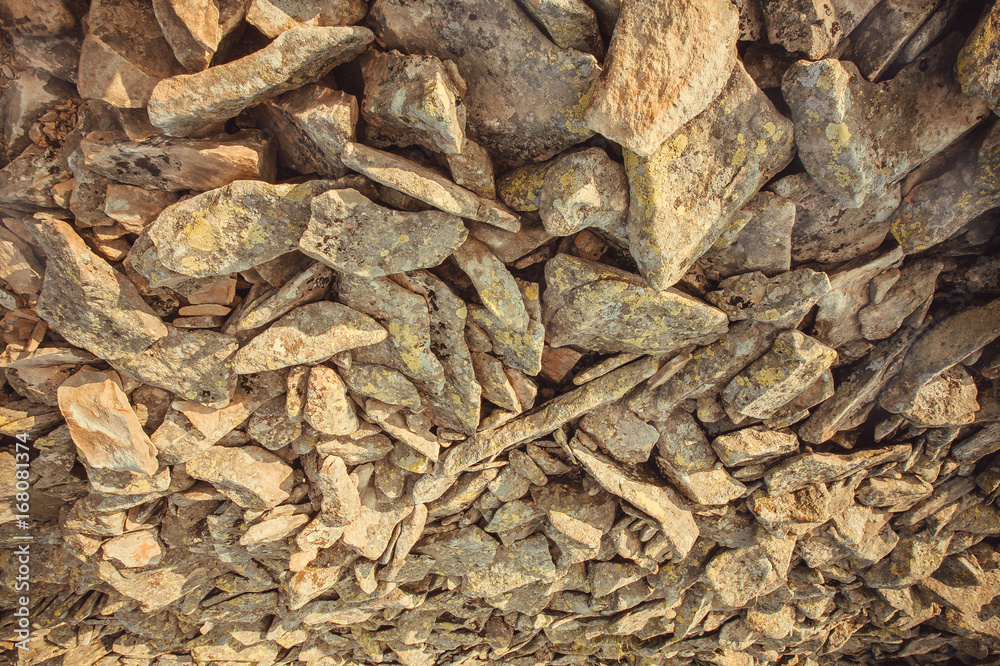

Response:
(864, 530), (952, 589)
(148, 25), (373, 136)
(764, 443), (911, 496)
(858, 258), (942, 341)
(370, 0), (599, 166)
(652, 409), (717, 473)
(781, 34), (989, 209)
(579, 401), (659, 464)
(813, 246), (903, 348)
(232, 301), (387, 374)
(444, 138), (496, 199)
(185, 444), (295, 510)
(710, 426), (798, 468)
(537, 147), (629, 240)
(543, 253), (729, 355)
(957, 0), (1000, 114)
(722, 330), (837, 421)
(301, 188), (467, 278)
(360, 50), (466, 155)
(889, 120), (1000, 255)
(144, 179), (335, 279)
(656, 460), (747, 506)
(454, 237), (529, 333)
(624, 61), (795, 290)
(707, 268), (831, 330)
(27, 215), (169, 362)
(244, 0), (366, 39)
(517, 0), (603, 58)
(696, 191), (795, 280)
(584, 0), (738, 156)
(762, 0), (877, 60)
(340, 363), (422, 411)
(899, 365), (979, 428)
(304, 365), (358, 437)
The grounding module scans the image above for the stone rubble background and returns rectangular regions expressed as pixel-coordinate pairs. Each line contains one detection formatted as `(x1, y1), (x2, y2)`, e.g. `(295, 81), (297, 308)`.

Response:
(0, 0), (998, 664)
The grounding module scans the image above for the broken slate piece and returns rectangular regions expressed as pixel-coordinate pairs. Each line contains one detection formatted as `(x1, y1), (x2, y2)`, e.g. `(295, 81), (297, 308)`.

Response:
(246, 0), (366, 38)
(764, 444), (911, 496)
(707, 269), (831, 329)
(301, 188), (467, 278)
(762, 0), (878, 59)
(454, 237), (529, 333)
(186, 445), (294, 509)
(580, 402), (659, 464)
(233, 302), (387, 374)
(899, 365), (979, 427)
(537, 147), (629, 240)
(463, 533), (557, 597)
(857, 259), (942, 341)
(147, 25), (374, 136)
(697, 191), (795, 279)
(711, 427), (799, 468)
(515, 0), (603, 57)
(305, 366), (358, 436)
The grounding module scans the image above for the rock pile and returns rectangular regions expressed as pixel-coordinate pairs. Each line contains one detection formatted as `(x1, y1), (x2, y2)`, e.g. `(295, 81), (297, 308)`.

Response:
(0, 0), (999, 664)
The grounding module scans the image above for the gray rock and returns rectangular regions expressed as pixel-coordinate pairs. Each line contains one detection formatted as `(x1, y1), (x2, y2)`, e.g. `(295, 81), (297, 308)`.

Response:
(245, 0), (365, 38)
(707, 269), (831, 329)
(463, 534), (556, 597)
(580, 402), (660, 464)
(762, 0), (878, 59)
(957, 0), (1000, 114)
(697, 191), (796, 280)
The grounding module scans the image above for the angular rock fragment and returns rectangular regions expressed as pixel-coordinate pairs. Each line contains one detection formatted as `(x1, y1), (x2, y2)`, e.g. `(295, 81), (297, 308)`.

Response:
(624, 62), (795, 289)
(761, 0), (878, 59)
(463, 534), (556, 597)
(850, 0), (942, 80)
(246, 0), (365, 38)
(316, 455), (361, 526)
(707, 269), (831, 329)
(532, 148), (630, 239)
(341, 364), (421, 411)
(147, 25), (374, 136)
(186, 445), (294, 509)
(813, 246), (903, 348)
(233, 302), (387, 374)
(764, 444), (911, 496)
(782, 36), (990, 207)
(580, 402), (659, 464)
(957, 0), (1000, 113)
(361, 50), (466, 155)
(301, 188), (467, 278)
(857, 259), (941, 341)
(543, 253), (728, 355)
(304, 366), (358, 436)
(150, 0), (237, 72)
(711, 426), (798, 468)
(697, 191), (795, 279)
(516, 0), (603, 57)
(584, 0), (739, 155)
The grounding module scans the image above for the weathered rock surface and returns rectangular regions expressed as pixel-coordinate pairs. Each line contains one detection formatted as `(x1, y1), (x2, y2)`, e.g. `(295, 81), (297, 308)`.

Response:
(762, 0), (878, 59)
(185, 445), (294, 509)
(957, 0), (1000, 114)
(245, 0), (365, 38)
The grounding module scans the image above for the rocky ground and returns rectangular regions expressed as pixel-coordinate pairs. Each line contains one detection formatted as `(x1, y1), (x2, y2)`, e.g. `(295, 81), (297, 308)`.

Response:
(0, 0), (999, 664)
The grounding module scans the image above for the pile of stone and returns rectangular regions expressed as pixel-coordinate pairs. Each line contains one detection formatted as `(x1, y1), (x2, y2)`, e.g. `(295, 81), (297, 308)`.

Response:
(0, 0), (999, 663)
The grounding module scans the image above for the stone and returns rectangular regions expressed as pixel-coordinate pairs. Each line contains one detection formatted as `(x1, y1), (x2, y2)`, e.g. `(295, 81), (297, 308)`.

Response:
(463, 534), (557, 597)
(316, 455), (361, 526)
(468, 303), (545, 377)
(535, 148), (629, 239)
(762, 0), (878, 59)
(454, 237), (528, 333)
(102, 529), (164, 568)
(57, 368), (159, 476)
(858, 259), (941, 341)
(764, 444), (911, 496)
(0, 225), (43, 296)
(10, 33), (81, 83)
(0, 144), (73, 210)
(0, 0), (74, 35)
(232, 302), (387, 374)
(572, 439), (698, 559)
(186, 445), (294, 509)
(545, 510), (603, 564)
(246, 0), (365, 38)
(472, 351), (521, 412)
(543, 253), (729, 355)
(414, 526), (499, 576)
(255, 85), (356, 179)
(232, 261), (334, 332)
(583, 0), (739, 156)
(660, 463), (748, 506)
(722, 331), (837, 421)
(703, 544), (776, 608)
(957, 0), (1000, 114)
(589, 561), (647, 598)
(80, 130), (275, 192)
(890, 120), (1000, 255)
(711, 427), (799, 468)
(150, 0), (231, 72)
(143, 180), (330, 278)
(305, 366), (358, 436)
(772, 172), (901, 264)
(340, 481), (415, 560)
(247, 394), (301, 449)
(27, 216), (168, 362)
(696, 191), (796, 279)
(360, 50), (466, 155)
(707, 269), (831, 329)
(147, 25), (374, 136)
(864, 530), (952, 589)
(624, 61), (795, 290)
(580, 402), (660, 464)
(3, 69), (76, 159)
(103, 185), (180, 233)
(370, 0), (599, 165)
(855, 475), (933, 508)
(315, 433), (394, 466)
(653, 410), (717, 473)
(899, 365), (979, 427)
(77, 0), (184, 108)
(516, 0), (603, 57)
(340, 143), (520, 232)
(340, 364), (421, 411)
(781, 35), (990, 208)
(444, 139), (496, 199)
(850, 0), (941, 80)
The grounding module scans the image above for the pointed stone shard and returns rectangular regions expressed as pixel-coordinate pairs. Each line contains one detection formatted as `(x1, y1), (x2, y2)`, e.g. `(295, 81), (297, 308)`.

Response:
(463, 533), (557, 597)
(764, 444), (911, 496)
(707, 269), (831, 330)
(246, 0), (365, 38)
(186, 445), (294, 509)
(151, 0), (240, 72)
(957, 0), (1000, 114)
(543, 253), (729, 355)
(301, 188), (467, 278)
(147, 25), (374, 136)
(233, 302), (387, 374)
(305, 366), (358, 436)
(624, 61), (795, 290)
(711, 427), (799, 468)
(697, 191), (796, 279)
(58, 368), (160, 476)
(584, 0), (739, 156)
(316, 455), (361, 526)
(454, 237), (529, 333)
(761, 0), (878, 59)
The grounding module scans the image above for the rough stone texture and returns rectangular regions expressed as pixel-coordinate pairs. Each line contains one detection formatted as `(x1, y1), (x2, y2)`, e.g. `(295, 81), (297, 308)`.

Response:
(147, 25), (374, 136)
(625, 61), (795, 290)
(707, 269), (831, 329)
(535, 148), (629, 239)
(711, 426), (799, 468)
(782, 36), (990, 208)
(761, 0), (879, 59)
(185, 445), (294, 509)
(301, 188), (466, 278)
(957, 0), (1000, 114)
(246, 0), (365, 38)
(850, 0), (941, 80)
(697, 191), (796, 279)
(370, 0), (600, 165)
(584, 0), (739, 156)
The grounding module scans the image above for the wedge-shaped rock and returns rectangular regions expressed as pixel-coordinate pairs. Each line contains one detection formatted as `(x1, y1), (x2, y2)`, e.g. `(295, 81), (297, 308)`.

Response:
(4, 69), (75, 159)
(340, 364), (421, 410)
(370, 0), (599, 165)
(340, 143), (520, 232)
(584, 0), (738, 155)
(900, 365), (979, 427)
(659, 463), (748, 506)
(697, 191), (795, 280)
(77, 0), (183, 107)
(703, 543), (776, 608)
(849, 0), (942, 80)
(145, 180), (332, 278)
(782, 35), (990, 208)
(463, 534), (557, 597)
(813, 246), (903, 348)
(517, 0), (603, 57)
(148, 25), (373, 136)
(186, 445), (294, 509)
(246, 0), (365, 38)
(535, 147), (629, 239)
(762, 0), (878, 59)
(454, 237), (528, 333)
(341, 482), (415, 560)
(0, 0), (75, 36)
(233, 262), (334, 332)
(864, 530), (952, 589)
(305, 366), (358, 436)
(233, 302), (387, 374)
(580, 402), (659, 464)
(27, 216), (168, 362)
(151, 0), (241, 72)
(711, 427), (798, 468)
(361, 50), (466, 155)
(316, 455), (361, 526)
(957, 0), (1000, 114)
(772, 172), (900, 264)
(80, 130), (275, 192)
(572, 440), (698, 559)
(58, 369), (159, 476)
(764, 444), (911, 496)
(415, 526), (499, 576)
(543, 253), (728, 355)
(890, 120), (1000, 254)
(0, 225), (42, 295)
(748, 482), (848, 538)
(255, 84), (356, 178)
(858, 258), (941, 341)
(707, 269), (831, 330)
(625, 62), (795, 290)
(653, 410), (717, 473)
(302, 189), (466, 278)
